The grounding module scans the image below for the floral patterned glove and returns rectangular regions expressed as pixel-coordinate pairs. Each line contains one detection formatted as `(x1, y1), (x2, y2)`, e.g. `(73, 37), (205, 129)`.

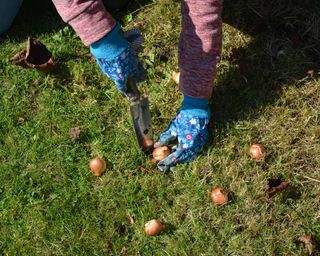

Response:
(154, 95), (210, 172)
(90, 23), (146, 95)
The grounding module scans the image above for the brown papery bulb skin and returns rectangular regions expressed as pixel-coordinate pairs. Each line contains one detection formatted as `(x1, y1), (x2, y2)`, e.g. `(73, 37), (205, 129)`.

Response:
(89, 157), (106, 177)
(210, 188), (228, 205)
(144, 219), (164, 236)
(249, 143), (266, 160)
(152, 146), (171, 161)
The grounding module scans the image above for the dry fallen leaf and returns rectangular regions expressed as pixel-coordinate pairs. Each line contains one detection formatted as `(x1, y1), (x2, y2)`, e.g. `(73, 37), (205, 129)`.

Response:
(264, 177), (289, 199)
(120, 246), (128, 254)
(128, 215), (134, 225)
(69, 127), (81, 142)
(18, 116), (25, 123)
(171, 71), (180, 84)
(295, 235), (316, 255)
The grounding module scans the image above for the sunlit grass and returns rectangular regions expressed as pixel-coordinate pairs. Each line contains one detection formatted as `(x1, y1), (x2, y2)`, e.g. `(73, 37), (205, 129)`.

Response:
(0, 0), (319, 255)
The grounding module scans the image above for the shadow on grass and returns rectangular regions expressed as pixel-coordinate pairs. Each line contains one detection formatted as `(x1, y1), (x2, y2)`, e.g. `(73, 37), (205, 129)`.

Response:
(2, 0), (153, 42)
(162, 222), (177, 235)
(1, 0), (154, 87)
(1, 0), (64, 41)
(282, 185), (302, 202)
(208, 0), (320, 143)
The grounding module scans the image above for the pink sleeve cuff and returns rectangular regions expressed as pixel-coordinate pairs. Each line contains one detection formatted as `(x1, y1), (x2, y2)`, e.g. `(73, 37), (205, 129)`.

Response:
(52, 0), (116, 46)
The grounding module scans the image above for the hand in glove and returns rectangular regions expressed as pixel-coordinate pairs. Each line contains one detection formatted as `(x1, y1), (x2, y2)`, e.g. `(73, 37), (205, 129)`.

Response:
(154, 95), (210, 172)
(90, 23), (146, 95)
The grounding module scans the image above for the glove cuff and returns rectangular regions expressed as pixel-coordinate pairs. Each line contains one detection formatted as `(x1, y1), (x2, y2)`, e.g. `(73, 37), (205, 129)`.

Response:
(181, 95), (210, 119)
(89, 23), (129, 59)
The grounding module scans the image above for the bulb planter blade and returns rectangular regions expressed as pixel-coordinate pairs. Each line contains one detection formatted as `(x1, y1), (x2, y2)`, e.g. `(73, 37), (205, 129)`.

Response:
(126, 78), (153, 152)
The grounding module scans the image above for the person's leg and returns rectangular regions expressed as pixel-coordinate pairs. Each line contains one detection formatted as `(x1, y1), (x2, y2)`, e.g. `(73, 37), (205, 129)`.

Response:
(0, 0), (23, 36)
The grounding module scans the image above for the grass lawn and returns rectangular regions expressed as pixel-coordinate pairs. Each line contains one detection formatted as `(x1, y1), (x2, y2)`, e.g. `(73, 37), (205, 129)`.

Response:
(0, 0), (319, 255)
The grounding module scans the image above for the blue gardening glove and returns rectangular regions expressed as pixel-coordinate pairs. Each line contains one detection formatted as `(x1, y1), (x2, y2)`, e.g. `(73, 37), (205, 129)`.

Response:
(90, 23), (146, 95)
(154, 95), (210, 172)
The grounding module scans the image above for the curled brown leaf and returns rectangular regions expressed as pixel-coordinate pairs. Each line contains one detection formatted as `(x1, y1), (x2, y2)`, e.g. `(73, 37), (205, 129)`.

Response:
(295, 235), (316, 255)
